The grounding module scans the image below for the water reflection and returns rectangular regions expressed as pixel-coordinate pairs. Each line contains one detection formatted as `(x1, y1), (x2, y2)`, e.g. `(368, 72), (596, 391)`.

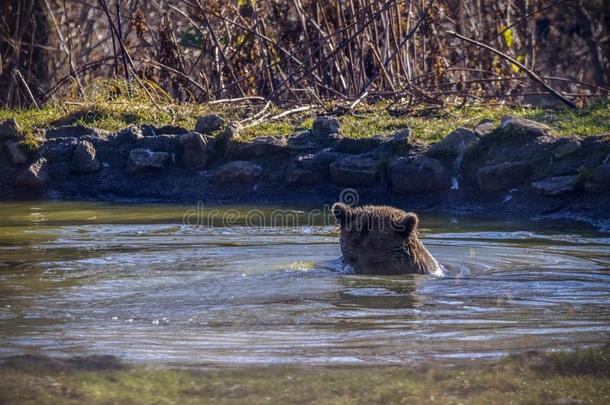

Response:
(336, 276), (421, 309)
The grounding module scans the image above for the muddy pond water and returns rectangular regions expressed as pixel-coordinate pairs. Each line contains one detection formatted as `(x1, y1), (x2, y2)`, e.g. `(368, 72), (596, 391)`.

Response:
(0, 202), (609, 367)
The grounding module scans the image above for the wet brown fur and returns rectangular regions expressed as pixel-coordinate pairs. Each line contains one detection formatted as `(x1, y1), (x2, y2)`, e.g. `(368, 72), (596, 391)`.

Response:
(332, 203), (439, 275)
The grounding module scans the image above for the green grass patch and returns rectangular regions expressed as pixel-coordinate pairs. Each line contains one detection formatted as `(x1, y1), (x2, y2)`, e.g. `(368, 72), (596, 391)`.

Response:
(1, 346), (609, 404)
(323, 101), (610, 142)
(1, 80), (608, 148)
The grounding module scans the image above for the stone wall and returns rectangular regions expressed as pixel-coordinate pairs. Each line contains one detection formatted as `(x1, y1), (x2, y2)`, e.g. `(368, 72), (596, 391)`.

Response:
(1, 115), (609, 222)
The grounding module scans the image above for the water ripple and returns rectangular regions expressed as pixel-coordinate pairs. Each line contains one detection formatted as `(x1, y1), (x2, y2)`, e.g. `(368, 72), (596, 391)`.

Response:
(0, 204), (609, 366)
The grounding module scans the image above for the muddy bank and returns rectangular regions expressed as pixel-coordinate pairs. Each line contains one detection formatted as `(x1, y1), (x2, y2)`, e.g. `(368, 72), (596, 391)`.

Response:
(1, 348), (609, 404)
(1, 115), (609, 225)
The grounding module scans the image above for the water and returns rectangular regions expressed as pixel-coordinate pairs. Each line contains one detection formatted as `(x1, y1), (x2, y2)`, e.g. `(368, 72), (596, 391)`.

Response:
(0, 202), (609, 366)
(450, 138), (465, 190)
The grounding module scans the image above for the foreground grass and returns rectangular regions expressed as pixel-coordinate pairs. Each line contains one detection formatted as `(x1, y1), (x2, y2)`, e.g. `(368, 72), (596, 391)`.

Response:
(0, 80), (608, 149)
(1, 347), (609, 404)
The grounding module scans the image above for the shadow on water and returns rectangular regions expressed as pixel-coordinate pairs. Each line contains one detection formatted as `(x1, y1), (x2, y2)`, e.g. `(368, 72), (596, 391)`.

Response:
(335, 276), (421, 309)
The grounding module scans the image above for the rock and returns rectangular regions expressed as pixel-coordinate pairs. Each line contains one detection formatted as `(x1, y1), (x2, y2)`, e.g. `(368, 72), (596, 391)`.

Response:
(70, 140), (100, 174)
(154, 125), (189, 135)
(141, 124), (189, 137)
(462, 126), (556, 183)
(112, 125), (144, 144)
(493, 116), (551, 139)
(45, 125), (108, 139)
(223, 122), (241, 138)
(580, 137), (610, 170)
(297, 149), (347, 178)
(140, 125), (157, 137)
(392, 128), (413, 142)
(234, 136), (289, 159)
(39, 139), (77, 162)
(389, 128), (414, 153)
(585, 162), (610, 193)
(531, 175), (579, 196)
(210, 161), (262, 184)
(553, 137), (581, 159)
(335, 137), (384, 154)
(287, 130), (341, 151)
(285, 168), (318, 187)
(136, 135), (181, 153)
(311, 116), (340, 137)
(427, 127), (478, 158)
(3, 141), (28, 165)
(31, 128), (46, 144)
(127, 148), (169, 175)
(0, 118), (20, 139)
(15, 158), (48, 191)
(287, 130), (315, 151)
(195, 114), (225, 134)
(329, 154), (383, 187)
(551, 158), (582, 176)
(216, 122), (243, 156)
(179, 132), (210, 170)
(473, 119), (495, 137)
(388, 156), (451, 194)
(476, 161), (530, 192)
(287, 130), (311, 144)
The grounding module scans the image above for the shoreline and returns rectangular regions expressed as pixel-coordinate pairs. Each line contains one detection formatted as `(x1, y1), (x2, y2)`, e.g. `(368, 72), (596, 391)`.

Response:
(1, 114), (609, 227)
(1, 346), (609, 404)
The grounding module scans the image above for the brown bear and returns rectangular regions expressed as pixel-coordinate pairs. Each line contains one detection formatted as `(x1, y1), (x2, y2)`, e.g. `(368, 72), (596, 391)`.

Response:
(332, 203), (440, 275)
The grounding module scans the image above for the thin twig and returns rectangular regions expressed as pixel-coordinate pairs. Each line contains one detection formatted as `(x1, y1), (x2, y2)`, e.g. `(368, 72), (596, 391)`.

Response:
(42, 0), (85, 97)
(98, 0), (130, 83)
(114, 1), (130, 85)
(350, 8), (428, 110)
(448, 31), (578, 109)
(13, 69), (40, 109)
(140, 58), (208, 96)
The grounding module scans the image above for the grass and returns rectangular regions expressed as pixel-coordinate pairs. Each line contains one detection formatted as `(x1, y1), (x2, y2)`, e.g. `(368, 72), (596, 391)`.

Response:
(1, 80), (609, 150)
(1, 346), (609, 404)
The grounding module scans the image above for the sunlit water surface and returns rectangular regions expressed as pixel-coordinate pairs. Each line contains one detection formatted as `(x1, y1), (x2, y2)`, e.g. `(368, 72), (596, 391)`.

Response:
(0, 202), (609, 366)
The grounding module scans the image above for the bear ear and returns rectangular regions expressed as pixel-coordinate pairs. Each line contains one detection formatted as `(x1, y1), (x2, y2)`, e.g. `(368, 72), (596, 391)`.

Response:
(332, 202), (351, 225)
(392, 212), (418, 237)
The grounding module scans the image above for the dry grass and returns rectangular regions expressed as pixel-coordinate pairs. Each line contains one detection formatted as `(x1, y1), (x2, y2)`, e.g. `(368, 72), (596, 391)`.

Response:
(3, 1), (608, 108)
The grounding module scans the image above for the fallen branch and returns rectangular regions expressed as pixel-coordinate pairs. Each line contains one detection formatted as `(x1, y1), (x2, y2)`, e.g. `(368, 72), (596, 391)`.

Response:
(208, 96), (266, 105)
(239, 101), (272, 125)
(242, 105), (313, 128)
(447, 31), (578, 109)
(268, 105), (312, 120)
